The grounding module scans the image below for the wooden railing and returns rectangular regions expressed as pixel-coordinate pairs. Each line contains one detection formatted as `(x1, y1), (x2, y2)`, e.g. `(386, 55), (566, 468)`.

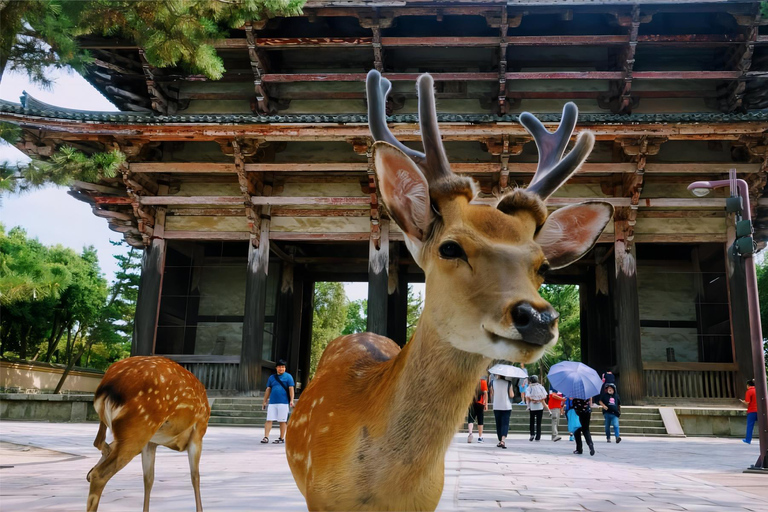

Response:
(643, 362), (738, 399)
(163, 355), (240, 390)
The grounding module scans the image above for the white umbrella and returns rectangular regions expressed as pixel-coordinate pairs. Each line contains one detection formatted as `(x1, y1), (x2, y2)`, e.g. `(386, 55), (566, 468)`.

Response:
(488, 364), (528, 379)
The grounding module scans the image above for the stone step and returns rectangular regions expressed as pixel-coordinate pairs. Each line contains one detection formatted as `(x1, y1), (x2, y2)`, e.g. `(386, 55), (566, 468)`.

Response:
(211, 403), (266, 412)
(211, 409), (267, 418)
(211, 398), (263, 405)
(209, 416), (268, 426)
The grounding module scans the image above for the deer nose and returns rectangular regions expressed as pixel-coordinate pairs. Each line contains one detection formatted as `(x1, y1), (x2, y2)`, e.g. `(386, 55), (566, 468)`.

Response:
(511, 302), (559, 346)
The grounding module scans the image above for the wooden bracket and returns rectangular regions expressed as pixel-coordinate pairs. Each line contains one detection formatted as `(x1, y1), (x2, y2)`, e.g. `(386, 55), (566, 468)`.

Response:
(721, 8), (761, 112)
(138, 50), (175, 115)
(366, 142), (382, 250)
(497, 8), (509, 115)
(245, 22), (277, 115)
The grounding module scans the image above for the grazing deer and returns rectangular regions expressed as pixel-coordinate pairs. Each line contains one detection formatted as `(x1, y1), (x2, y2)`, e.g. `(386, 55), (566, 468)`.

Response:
(285, 70), (613, 512)
(87, 356), (210, 512)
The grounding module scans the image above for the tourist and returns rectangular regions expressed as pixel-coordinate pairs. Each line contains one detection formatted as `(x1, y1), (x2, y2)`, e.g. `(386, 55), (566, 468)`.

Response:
(740, 379), (757, 444)
(565, 397), (576, 442)
(518, 374), (529, 406)
(526, 375), (548, 441)
(601, 371), (617, 395)
(572, 397), (595, 456)
(491, 375), (515, 449)
(467, 377), (488, 443)
(261, 359), (295, 444)
(548, 388), (566, 442)
(599, 383), (621, 443)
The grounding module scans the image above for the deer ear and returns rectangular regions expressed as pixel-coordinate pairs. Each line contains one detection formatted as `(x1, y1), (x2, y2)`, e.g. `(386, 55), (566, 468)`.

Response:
(535, 202), (613, 269)
(373, 141), (431, 253)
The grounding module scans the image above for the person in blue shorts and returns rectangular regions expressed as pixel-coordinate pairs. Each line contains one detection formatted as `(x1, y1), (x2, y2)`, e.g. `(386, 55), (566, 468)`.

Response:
(261, 359), (294, 444)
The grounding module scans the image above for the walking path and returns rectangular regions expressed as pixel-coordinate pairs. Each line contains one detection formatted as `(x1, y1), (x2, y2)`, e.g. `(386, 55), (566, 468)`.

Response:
(0, 421), (765, 511)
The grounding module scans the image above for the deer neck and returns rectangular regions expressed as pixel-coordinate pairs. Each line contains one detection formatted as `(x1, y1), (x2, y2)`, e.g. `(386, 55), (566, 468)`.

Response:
(382, 306), (488, 462)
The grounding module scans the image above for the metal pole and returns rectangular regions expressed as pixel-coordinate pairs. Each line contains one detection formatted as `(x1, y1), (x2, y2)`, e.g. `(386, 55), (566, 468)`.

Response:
(732, 179), (768, 470)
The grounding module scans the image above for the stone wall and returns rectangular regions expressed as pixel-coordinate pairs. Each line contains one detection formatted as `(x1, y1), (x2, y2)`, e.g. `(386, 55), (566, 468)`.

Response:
(675, 408), (748, 438)
(0, 394), (98, 423)
(0, 360), (103, 394)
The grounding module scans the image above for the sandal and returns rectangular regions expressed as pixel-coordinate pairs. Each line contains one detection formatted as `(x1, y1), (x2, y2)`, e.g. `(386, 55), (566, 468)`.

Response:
(260, 437), (269, 444)
(497, 442), (503, 448)
(500, 441), (507, 449)
(273, 438), (285, 444)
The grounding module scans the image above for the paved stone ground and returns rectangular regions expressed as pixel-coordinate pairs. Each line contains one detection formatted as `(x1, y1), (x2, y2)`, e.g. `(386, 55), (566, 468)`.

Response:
(0, 421), (765, 511)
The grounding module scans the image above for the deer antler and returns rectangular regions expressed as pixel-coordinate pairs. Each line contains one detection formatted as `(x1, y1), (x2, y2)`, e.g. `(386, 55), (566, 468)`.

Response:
(367, 70), (452, 182)
(520, 102), (595, 200)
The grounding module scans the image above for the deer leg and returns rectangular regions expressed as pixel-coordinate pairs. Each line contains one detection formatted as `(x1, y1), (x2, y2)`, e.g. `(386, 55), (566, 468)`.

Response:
(187, 429), (204, 512)
(86, 443), (139, 512)
(141, 442), (158, 512)
(93, 421), (107, 451)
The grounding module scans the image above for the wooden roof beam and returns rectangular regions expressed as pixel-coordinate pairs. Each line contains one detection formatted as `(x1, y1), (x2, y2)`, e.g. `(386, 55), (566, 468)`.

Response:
(128, 162), (762, 175)
(259, 71), (740, 83)
(137, 195), (767, 209)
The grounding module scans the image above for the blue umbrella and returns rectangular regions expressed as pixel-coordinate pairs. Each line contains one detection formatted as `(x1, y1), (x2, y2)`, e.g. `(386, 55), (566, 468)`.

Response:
(547, 361), (603, 399)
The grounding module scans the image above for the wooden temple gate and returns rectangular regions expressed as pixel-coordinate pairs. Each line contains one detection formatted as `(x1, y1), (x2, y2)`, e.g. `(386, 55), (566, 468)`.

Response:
(2, 0), (767, 403)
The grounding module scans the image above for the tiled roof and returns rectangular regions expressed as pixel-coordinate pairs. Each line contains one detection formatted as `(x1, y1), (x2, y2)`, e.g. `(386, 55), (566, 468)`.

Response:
(2, 93), (768, 125)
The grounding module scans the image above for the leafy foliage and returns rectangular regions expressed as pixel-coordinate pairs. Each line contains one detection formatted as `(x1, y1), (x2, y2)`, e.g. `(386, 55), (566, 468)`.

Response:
(1, 0), (305, 85)
(527, 284), (581, 385)
(309, 282), (348, 379)
(0, 146), (125, 198)
(406, 285), (423, 342)
(0, 227), (138, 373)
(342, 298), (367, 336)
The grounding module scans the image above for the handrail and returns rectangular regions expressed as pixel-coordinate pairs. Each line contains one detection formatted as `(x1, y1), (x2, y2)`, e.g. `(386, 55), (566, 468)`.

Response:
(642, 362), (737, 372)
(161, 355), (240, 364)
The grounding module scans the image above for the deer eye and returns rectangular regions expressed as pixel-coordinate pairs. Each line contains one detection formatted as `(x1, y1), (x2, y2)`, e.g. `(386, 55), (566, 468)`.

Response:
(439, 241), (466, 260)
(538, 262), (551, 277)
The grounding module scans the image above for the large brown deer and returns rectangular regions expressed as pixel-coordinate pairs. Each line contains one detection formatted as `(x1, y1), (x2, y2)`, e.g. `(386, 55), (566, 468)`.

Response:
(87, 356), (210, 512)
(286, 70), (613, 511)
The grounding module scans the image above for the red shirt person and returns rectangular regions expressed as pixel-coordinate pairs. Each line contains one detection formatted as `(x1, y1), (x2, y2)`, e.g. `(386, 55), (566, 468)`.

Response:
(467, 378), (488, 443)
(547, 389), (566, 442)
(741, 379), (757, 444)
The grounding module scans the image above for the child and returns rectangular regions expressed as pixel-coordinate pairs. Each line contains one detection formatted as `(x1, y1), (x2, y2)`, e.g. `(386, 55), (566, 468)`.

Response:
(599, 383), (621, 443)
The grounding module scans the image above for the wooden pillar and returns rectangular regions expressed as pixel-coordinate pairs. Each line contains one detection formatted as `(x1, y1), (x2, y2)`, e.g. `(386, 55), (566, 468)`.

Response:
(579, 272), (595, 367)
(387, 243), (408, 346)
(298, 278), (315, 390)
(614, 220), (644, 404)
(132, 208), (166, 356)
(726, 244), (753, 399)
(367, 219), (389, 335)
(286, 264), (304, 382)
(238, 219), (270, 393)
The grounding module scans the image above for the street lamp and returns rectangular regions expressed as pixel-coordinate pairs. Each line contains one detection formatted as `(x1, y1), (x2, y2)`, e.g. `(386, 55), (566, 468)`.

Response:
(688, 170), (768, 471)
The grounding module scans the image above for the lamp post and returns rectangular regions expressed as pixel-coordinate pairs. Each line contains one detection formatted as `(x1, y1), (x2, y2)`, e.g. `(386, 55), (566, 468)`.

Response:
(688, 171), (768, 471)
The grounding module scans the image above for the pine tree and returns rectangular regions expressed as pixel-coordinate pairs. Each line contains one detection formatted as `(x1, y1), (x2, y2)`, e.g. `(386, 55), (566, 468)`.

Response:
(1, 0), (305, 85)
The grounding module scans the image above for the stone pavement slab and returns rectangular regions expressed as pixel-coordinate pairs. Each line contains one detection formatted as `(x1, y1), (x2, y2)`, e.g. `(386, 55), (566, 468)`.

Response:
(0, 421), (766, 511)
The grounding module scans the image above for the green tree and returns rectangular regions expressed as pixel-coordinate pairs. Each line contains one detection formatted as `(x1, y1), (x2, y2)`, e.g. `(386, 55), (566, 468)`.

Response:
(406, 285), (424, 342)
(1, 0), (305, 86)
(342, 298), (367, 335)
(309, 282), (348, 380)
(528, 284), (581, 384)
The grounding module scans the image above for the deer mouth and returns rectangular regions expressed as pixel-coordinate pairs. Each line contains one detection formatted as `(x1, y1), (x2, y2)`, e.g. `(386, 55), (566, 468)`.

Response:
(484, 326), (523, 344)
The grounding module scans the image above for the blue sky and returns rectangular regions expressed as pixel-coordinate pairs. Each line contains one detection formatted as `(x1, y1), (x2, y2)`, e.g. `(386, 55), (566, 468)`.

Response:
(0, 69), (129, 282)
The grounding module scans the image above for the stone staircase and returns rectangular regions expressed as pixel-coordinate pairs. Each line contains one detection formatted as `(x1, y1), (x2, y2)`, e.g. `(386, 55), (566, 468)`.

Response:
(208, 397), (268, 427)
(460, 404), (668, 437)
(209, 398), (668, 436)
